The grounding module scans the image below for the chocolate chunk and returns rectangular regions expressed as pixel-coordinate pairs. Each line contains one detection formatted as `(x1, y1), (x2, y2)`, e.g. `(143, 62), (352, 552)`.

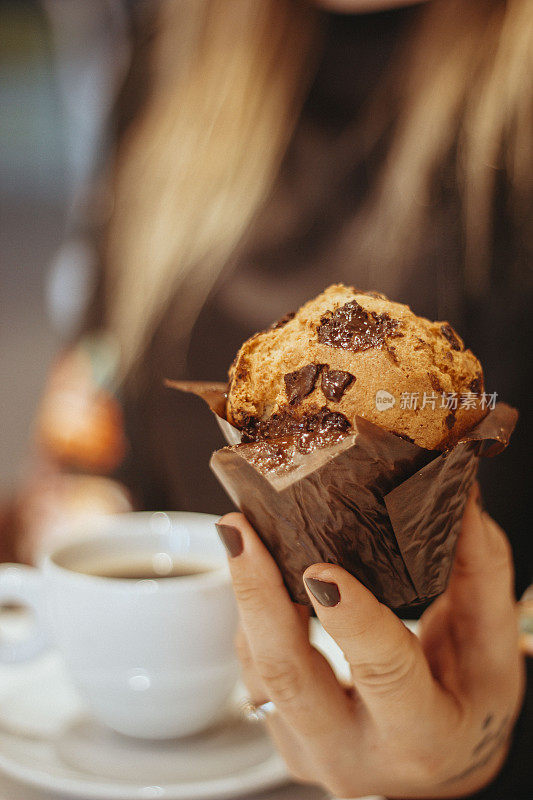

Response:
(445, 412), (456, 429)
(469, 376), (483, 394)
(271, 311), (295, 330)
(296, 408), (351, 453)
(318, 300), (401, 352)
(321, 367), (355, 402)
(429, 372), (444, 393)
(240, 414), (261, 441)
(240, 406), (351, 454)
(441, 323), (463, 351)
(241, 412), (291, 442)
(284, 364), (321, 405)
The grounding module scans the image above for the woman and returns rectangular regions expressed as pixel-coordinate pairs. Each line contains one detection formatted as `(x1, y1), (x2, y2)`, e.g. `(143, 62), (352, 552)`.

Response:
(6, 0), (532, 795)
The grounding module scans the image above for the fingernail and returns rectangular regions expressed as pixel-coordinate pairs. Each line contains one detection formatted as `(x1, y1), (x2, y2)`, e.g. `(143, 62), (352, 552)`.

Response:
(304, 577), (340, 607)
(215, 522), (243, 558)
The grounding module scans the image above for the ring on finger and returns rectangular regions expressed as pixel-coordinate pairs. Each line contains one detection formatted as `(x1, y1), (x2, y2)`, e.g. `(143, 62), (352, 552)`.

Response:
(241, 698), (277, 722)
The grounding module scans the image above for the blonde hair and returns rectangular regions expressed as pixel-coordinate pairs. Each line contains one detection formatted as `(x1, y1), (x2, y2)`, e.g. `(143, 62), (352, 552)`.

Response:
(105, 0), (532, 375)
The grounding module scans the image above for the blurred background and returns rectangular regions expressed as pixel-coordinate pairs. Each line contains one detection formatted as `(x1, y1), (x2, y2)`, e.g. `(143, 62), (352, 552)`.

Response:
(2, 0), (62, 494)
(1, 0), (532, 594)
(1, 0), (132, 497)
(1, 0), (129, 496)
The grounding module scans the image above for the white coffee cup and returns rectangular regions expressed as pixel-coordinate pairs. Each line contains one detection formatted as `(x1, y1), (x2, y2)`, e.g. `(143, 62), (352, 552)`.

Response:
(0, 511), (239, 739)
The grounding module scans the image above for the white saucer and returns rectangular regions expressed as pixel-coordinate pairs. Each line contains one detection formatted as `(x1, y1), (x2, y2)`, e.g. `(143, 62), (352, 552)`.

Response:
(0, 623), (288, 800)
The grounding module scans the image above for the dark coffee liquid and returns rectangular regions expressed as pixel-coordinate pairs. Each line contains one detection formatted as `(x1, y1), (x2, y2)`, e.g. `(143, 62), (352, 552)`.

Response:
(79, 555), (211, 580)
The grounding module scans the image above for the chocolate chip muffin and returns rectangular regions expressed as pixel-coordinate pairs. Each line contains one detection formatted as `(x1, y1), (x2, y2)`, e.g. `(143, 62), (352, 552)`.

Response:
(226, 284), (486, 451)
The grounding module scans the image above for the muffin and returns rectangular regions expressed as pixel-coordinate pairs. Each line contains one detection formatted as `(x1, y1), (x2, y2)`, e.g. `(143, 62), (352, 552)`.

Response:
(227, 284), (485, 451)
(167, 285), (516, 609)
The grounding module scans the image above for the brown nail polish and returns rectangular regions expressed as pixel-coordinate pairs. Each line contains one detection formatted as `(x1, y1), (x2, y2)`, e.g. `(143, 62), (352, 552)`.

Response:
(304, 577), (340, 607)
(215, 523), (243, 558)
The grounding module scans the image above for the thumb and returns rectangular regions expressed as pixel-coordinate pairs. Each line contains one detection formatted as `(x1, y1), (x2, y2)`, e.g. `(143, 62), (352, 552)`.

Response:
(303, 564), (430, 715)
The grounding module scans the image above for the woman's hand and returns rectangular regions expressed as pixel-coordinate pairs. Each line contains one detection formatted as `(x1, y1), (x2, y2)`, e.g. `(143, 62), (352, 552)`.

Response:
(216, 486), (524, 798)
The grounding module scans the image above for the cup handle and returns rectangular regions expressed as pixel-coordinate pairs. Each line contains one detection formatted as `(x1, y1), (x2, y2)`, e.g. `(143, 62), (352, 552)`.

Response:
(0, 564), (50, 663)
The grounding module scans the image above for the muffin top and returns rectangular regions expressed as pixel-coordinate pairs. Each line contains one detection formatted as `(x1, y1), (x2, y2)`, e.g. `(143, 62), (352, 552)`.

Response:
(226, 284), (486, 451)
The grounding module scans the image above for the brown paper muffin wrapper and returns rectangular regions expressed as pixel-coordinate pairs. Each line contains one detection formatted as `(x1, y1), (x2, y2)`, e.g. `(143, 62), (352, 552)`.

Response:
(166, 380), (518, 609)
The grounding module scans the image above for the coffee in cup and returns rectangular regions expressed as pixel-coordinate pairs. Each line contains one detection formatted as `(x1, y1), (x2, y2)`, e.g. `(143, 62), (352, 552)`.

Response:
(0, 512), (238, 739)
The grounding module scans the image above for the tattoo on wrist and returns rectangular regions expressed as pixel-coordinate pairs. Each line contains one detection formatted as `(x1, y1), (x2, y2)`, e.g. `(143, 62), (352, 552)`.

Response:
(441, 712), (511, 785)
